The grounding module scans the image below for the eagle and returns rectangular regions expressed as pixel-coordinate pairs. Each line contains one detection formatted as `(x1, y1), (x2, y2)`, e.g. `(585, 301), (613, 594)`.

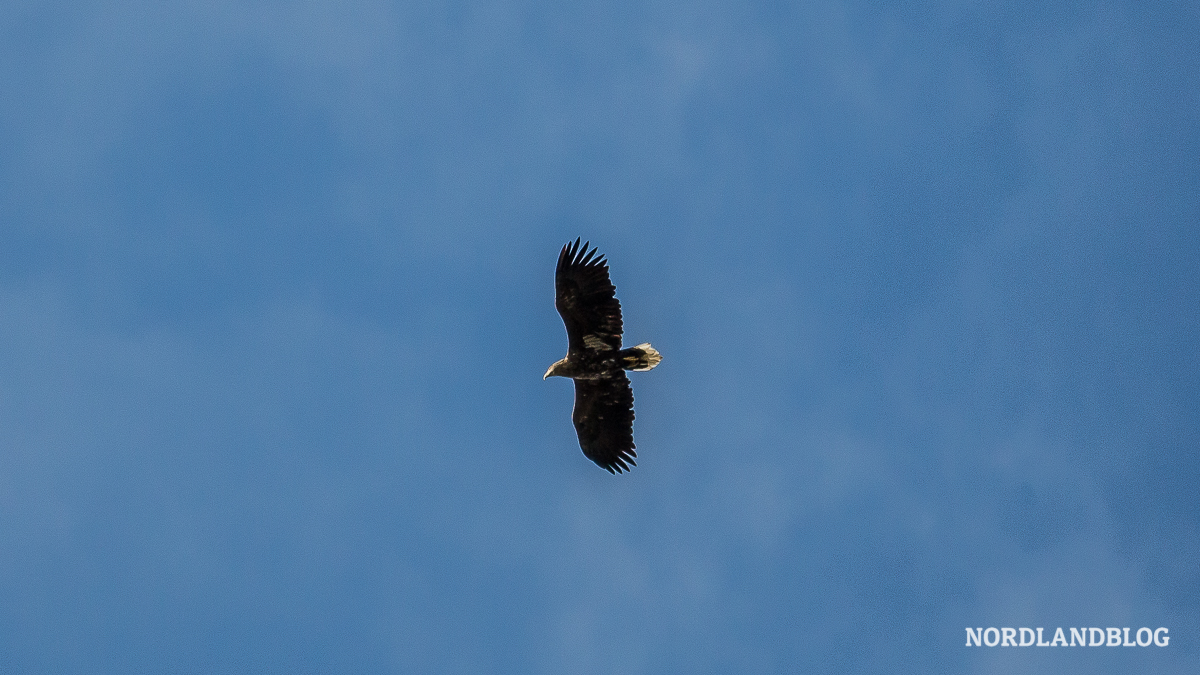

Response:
(544, 239), (662, 473)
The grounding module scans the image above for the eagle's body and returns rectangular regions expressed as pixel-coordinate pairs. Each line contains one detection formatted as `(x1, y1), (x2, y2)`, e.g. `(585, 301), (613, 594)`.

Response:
(544, 239), (661, 473)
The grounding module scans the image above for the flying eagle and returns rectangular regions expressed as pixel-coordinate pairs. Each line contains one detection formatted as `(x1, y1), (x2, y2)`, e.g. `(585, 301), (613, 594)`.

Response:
(544, 239), (662, 473)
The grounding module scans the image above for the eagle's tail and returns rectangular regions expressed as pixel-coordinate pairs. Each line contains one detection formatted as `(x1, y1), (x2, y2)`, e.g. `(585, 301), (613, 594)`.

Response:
(622, 343), (663, 372)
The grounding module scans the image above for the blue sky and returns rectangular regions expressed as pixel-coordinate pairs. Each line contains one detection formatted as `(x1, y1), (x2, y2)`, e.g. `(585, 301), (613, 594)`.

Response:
(1, 1), (1197, 672)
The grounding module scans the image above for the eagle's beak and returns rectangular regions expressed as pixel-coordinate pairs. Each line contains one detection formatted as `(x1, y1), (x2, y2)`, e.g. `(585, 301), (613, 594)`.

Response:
(543, 365), (555, 380)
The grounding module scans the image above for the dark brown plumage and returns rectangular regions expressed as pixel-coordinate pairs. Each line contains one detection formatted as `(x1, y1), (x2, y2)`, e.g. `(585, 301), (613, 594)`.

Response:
(544, 239), (661, 473)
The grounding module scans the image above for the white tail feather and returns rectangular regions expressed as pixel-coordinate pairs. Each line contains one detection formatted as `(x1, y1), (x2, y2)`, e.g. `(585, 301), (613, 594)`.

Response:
(628, 343), (662, 371)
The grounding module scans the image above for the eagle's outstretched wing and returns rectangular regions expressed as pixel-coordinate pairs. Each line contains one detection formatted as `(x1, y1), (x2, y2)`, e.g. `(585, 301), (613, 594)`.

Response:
(555, 238), (623, 355)
(572, 374), (637, 473)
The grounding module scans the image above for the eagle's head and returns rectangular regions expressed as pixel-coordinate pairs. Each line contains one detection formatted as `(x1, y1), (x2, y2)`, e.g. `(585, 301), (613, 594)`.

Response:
(543, 358), (569, 380)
